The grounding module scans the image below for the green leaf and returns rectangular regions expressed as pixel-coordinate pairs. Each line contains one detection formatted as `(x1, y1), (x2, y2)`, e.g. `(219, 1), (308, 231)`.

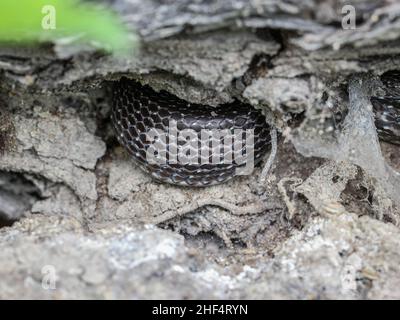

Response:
(0, 0), (136, 54)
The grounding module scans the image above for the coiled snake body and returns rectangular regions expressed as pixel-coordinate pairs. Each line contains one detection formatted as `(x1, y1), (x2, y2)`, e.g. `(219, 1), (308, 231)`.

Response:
(112, 78), (271, 186)
(112, 72), (400, 187)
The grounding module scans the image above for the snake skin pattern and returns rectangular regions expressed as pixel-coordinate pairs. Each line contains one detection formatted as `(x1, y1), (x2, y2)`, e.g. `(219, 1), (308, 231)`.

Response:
(112, 71), (400, 187)
(112, 78), (271, 186)
(372, 70), (400, 145)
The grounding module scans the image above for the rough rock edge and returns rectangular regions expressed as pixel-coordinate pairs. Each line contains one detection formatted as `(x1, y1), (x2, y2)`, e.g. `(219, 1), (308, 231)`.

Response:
(0, 0), (400, 299)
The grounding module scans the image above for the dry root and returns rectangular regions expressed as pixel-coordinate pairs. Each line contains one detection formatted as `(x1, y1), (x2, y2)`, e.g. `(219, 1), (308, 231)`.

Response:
(149, 197), (279, 225)
(259, 127), (278, 185)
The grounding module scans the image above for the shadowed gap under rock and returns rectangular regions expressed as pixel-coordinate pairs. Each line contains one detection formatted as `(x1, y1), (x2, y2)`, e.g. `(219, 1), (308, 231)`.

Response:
(0, 171), (42, 224)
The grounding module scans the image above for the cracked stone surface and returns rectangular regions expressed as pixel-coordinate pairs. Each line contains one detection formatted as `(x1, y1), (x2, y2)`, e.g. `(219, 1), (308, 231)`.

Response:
(1, 212), (400, 299)
(0, 0), (400, 299)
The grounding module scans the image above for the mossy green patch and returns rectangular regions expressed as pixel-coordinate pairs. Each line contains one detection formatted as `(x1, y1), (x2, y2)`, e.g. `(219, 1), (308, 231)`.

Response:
(0, 0), (136, 54)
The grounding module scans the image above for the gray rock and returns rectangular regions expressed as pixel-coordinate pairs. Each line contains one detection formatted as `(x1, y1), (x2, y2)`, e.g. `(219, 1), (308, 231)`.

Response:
(1, 213), (400, 299)
(0, 0), (400, 300)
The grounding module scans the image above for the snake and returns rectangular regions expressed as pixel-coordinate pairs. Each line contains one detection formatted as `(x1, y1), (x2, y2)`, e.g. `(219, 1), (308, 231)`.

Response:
(112, 71), (400, 187)
(371, 70), (400, 145)
(112, 78), (271, 187)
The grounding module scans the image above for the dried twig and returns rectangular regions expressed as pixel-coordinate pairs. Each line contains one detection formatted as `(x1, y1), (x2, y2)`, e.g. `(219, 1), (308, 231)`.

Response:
(149, 197), (279, 225)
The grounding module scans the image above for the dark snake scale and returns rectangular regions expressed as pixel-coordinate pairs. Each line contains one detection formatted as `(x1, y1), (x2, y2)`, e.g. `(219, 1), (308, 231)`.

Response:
(371, 70), (400, 145)
(112, 78), (271, 187)
(112, 71), (400, 187)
